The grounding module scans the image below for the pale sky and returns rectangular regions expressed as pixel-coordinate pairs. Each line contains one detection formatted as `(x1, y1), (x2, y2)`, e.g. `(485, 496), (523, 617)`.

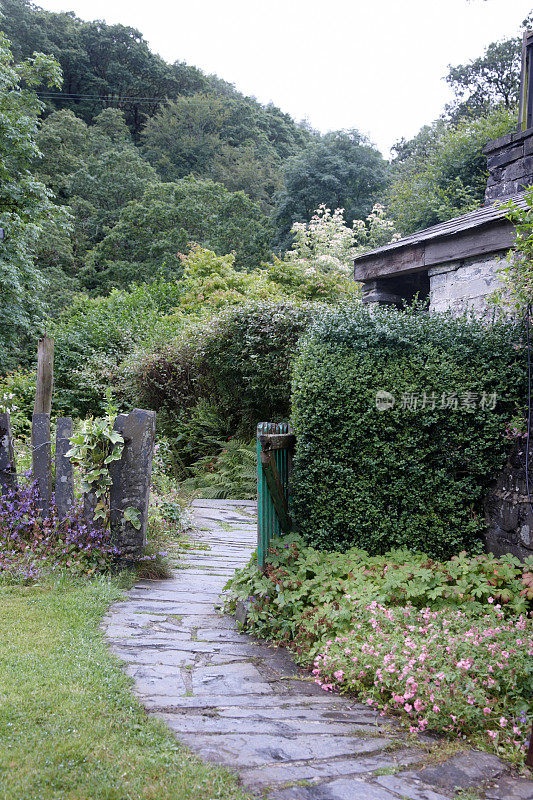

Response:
(35, 0), (533, 157)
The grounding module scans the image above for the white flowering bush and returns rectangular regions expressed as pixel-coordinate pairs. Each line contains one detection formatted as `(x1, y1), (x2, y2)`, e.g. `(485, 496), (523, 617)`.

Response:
(285, 204), (400, 277)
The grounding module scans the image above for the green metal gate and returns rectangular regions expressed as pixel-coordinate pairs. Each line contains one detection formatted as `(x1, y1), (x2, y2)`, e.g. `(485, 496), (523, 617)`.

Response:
(256, 422), (295, 571)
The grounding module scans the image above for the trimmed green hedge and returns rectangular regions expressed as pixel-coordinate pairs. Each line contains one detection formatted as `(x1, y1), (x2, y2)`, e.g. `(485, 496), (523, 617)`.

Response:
(290, 303), (526, 558)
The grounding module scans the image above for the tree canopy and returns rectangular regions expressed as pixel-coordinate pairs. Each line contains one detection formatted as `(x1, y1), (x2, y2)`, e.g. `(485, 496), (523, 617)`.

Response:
(386, 106), (517, 235)
(273, 130), (389, 248)
(0, 30), (68, 366)
(81, 177), (274, 293)
(446, 37), (522, 119)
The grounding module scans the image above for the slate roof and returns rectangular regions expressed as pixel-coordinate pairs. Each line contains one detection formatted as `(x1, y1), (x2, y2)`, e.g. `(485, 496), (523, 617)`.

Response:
(353, 194), (524, 282)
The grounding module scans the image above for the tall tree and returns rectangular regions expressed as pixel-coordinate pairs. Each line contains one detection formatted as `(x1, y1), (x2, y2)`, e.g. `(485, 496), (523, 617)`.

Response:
(81, 177), (274, 293)
(446, 37), (522, 119)
(273, 130), (389, 249)
(0, 31), (67, 366)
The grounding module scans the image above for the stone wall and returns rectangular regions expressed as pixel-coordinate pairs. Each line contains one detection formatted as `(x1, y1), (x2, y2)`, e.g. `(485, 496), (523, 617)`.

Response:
(428, 252), (506, 316)
(485, 441), (533, 561)
(484, 126), (533, 204)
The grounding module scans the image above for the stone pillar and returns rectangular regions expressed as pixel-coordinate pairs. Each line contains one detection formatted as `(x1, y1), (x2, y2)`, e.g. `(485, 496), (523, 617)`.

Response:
(110, 409), (156, 562)
(54, 417), (74, 518)
(485, 441), (533, 560)
(0, 413), (17, 494)
(108, 413), (127, 534)
(32, 413), (52, 516)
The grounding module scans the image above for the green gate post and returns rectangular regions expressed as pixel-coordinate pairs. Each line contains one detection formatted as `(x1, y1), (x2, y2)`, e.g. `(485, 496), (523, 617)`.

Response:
(256, 422), (294, 572)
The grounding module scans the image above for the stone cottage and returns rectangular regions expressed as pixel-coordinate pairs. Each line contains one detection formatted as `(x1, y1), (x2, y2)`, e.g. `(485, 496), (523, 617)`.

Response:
(354, 139), (531, 315)
(355, 30), (533, 317)
(353, 32), (533, 560)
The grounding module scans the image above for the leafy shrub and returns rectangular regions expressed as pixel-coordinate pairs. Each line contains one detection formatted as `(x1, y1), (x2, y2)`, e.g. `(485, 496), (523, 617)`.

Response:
(48, 247), (355, 418)
(0, 369), (36, 437)
(132, 302), (321, 475)
(50, 280), (185, 416)
(226, 537), (533, 763)
(227, 535), (533, 657)
(291, 303), (526, 557)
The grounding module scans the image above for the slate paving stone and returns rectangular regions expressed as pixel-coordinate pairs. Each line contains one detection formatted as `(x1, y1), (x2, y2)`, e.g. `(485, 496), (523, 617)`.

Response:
(124, 663), (188, 695)
(191, 662), (273, 696)
(268, 780), (401, 800)
(103, 499), (528, 800)
(127, 590), (224, 602)
(174, 732), (392, 768)
(240, 748), (422, 787)
(219, 707), (381, 726)
(376, 774), (453, 800)
(191, 498), (256, 508)
(158, 713), (383, 737)
(142, 693), (360, 710)
(484, 776), (533, 799)
(410, 750), (506, 790)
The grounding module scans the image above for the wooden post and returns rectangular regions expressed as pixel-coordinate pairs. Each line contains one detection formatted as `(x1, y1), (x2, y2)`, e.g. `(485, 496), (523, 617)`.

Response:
(32, 336), (54, 516)
(34, 336), (54, 415)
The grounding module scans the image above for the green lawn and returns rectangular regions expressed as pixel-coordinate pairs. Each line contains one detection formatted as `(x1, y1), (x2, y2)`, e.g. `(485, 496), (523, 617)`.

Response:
(0, 577), (250, 800)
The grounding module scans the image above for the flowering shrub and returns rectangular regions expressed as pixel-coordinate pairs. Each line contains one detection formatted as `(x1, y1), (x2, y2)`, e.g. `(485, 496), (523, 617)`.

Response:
(225, 535), (533, 763)
(313, 603), (532, 763)
(286, 204), (400, 277)
(0, 478), (118, 582)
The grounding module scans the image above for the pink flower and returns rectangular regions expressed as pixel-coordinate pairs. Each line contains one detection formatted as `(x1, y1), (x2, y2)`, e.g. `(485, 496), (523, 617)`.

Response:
(483, 707), (491, 715)
(487, 730), (497, 739)
(414, 699), (424, 712)
(499, 717), (507, 727)
(404, 703), (413, 713)
(433, 704), (440, 713)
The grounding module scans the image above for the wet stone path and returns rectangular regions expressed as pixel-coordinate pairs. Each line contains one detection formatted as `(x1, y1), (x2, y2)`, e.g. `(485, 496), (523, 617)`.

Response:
(103, 499), (533, 800)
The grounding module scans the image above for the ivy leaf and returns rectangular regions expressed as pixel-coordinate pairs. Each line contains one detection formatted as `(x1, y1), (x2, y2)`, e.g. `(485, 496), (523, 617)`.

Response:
(124, 506), (142, 530)
(104, 450), (122, 464)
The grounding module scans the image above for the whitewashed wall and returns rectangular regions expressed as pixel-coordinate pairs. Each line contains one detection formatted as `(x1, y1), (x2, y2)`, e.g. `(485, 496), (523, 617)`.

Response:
(428, 252), (507, 316)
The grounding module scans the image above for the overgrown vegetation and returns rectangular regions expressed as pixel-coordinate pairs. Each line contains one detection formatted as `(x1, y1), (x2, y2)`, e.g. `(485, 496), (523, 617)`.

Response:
(226, 536), (533, 764)
(386, 106), (517, 235)
(291, 303), (527, 558)
(492, 186), (533, 313)
(132, 302), (321, 480)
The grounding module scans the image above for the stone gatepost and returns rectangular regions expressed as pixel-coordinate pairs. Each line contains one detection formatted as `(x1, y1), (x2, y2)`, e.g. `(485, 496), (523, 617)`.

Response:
(55, 417), (74, 518)
(110, 408), (156, 562)
(0, 413), (17, 494)
(32, 413), (52, 516)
